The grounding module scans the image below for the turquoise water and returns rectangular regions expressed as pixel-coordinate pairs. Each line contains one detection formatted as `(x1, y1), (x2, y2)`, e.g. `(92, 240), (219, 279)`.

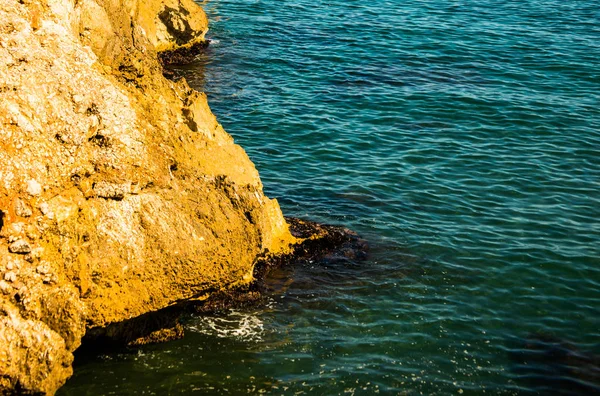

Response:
(60, 0), (600, 394)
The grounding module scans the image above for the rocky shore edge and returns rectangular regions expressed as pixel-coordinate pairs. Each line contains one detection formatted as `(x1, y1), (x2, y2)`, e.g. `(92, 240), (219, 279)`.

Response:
(77, 218), (368, 353)
(0, 1), (365, 394)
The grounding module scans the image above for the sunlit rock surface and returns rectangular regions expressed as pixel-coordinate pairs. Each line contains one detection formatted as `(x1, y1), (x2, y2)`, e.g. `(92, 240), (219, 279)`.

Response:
(0, 0), (294, 393)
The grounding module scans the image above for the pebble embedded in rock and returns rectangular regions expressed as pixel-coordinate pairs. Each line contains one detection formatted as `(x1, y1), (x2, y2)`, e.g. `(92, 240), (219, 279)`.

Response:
(38, 202), (50, 215)
(30, 247), (44, 260)
(4, 271), (17, 282)
(15, 198), (33, 217)
(0, 280), (11, 294)
(92, 181), (131, 200)
(36, 263), (50, 275)
(26, 179), (42, 196)
(8, 239), (32, 254)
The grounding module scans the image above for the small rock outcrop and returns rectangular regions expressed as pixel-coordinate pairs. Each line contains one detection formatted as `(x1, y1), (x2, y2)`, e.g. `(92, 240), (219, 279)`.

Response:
(0, 0), (296, 393)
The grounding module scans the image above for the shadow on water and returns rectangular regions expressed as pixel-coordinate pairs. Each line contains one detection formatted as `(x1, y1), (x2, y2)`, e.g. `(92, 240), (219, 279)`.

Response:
(508, 333), (600, 395)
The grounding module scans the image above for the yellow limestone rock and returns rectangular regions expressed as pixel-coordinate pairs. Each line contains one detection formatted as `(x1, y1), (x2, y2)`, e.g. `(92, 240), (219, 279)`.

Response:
(0, 0), (295, 393)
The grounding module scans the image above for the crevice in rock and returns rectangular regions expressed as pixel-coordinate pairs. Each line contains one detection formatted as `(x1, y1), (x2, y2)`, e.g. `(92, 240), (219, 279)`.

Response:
(182, 107), (198, 131)
(0, 377), (33, 396)
(77, 302), (190, 356)
(85, 103), (99, 116)
(88, 133), (110, 148)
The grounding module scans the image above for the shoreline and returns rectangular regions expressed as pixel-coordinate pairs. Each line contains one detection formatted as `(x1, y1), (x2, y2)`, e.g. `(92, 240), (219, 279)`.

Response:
(0, 1), (365, 393)
(74, 217), (368, 354)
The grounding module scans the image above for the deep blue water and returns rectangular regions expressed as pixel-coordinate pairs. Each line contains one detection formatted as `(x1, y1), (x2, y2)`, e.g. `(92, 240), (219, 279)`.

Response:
(61, 0), (600, 394)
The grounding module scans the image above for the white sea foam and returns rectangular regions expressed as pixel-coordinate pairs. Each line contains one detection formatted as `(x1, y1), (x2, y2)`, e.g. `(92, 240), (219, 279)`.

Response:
(188, 310), (265, 342)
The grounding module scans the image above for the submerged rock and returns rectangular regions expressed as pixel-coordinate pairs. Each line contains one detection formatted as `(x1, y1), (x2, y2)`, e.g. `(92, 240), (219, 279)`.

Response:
(0, 0), (297, 393)
(509, 333), (600, 395)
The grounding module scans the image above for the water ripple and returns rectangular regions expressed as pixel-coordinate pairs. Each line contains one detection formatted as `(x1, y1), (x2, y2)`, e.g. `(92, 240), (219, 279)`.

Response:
(59, 0), (600, 394)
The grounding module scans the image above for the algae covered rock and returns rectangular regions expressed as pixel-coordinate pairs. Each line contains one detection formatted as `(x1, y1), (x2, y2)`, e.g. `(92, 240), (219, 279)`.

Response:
(0, 0), (294, 393)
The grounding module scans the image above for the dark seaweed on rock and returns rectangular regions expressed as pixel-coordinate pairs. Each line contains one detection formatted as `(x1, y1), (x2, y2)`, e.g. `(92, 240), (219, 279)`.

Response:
(252, 217), (369, 281)
(159, 40), (210, 68)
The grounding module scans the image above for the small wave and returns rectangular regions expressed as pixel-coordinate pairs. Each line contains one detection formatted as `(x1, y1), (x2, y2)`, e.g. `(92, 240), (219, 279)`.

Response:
(187, 310), (265, 342)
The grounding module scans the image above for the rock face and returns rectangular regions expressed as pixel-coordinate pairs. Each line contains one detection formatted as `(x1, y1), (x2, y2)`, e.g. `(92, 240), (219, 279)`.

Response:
(0, 0), (295, 393)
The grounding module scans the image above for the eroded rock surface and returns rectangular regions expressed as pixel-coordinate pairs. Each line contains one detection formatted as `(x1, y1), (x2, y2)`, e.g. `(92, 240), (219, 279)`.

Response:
(0, 0), (295, 393)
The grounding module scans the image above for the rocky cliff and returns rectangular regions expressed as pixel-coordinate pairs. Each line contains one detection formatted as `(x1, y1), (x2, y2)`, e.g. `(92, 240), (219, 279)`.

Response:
(0, 0), (296, 393)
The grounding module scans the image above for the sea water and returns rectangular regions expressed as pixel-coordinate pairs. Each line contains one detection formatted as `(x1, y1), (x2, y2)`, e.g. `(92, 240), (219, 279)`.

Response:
(60, 0), (600, 394)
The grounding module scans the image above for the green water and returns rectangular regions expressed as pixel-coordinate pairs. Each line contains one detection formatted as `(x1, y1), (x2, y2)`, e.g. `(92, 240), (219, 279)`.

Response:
(60, 0), (600, 394)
